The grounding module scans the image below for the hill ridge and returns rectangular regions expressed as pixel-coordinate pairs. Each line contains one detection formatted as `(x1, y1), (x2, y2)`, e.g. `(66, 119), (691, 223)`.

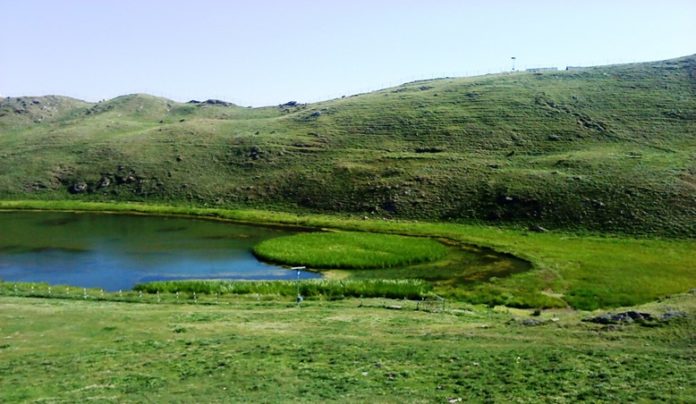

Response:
(1, 55), (695, 236)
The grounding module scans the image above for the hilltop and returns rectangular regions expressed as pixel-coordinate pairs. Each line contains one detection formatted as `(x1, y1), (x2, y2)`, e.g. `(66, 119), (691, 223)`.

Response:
(1, 55), (695, 235)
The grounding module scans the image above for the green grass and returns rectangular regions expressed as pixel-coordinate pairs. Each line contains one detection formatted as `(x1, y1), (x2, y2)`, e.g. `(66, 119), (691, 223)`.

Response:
(1, 200), (695, 310)
(1, 55), (695, 236)
(0, 292), (694, 402)
(0, 279), (433, 302)
(253, 231), (448, 269)
(134, 279), (432, 300)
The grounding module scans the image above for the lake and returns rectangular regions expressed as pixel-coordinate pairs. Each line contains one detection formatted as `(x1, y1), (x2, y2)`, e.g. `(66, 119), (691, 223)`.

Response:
(0, 211), (320, 291)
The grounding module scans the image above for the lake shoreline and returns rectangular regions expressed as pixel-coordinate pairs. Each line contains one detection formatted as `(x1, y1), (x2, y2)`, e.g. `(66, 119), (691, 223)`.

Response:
(1, 199), (694, 309)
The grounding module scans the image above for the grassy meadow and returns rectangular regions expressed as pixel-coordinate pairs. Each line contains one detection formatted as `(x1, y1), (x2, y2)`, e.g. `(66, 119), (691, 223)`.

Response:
(1, 292), (694, 402)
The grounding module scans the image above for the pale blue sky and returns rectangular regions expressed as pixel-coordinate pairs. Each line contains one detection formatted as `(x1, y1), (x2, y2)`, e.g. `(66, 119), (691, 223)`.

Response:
(1, 0), (694, 106)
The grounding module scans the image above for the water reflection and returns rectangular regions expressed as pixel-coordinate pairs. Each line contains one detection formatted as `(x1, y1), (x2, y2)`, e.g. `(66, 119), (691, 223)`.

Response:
(0, 211), (319, 290)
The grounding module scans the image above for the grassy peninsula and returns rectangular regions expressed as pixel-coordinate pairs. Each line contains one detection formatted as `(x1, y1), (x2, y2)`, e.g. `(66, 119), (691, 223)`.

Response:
(252, 232), (448, 269)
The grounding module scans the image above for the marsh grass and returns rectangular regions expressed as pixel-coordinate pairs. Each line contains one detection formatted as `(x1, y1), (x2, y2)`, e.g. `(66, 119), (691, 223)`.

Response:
(252, 231), (448, 269)
(0, 279), (432, 302)
(134, 279), (432, 300)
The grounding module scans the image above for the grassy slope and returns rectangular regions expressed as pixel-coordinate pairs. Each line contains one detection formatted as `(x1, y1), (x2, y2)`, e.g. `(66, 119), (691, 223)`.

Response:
(2, 201), (694, 309)
(1, 56), (695, 235)
(1, 294), (694, 402)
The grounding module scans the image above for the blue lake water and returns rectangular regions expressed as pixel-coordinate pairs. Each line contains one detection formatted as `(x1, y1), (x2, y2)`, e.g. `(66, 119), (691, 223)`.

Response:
(0, 211), (319, 291)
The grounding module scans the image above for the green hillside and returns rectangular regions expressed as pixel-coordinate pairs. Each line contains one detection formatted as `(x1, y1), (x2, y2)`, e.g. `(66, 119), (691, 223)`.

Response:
(1, 55), (695, 235)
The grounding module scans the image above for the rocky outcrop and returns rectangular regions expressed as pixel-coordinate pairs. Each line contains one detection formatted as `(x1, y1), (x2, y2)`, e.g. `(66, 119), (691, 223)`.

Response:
(69, 181), (88, 194)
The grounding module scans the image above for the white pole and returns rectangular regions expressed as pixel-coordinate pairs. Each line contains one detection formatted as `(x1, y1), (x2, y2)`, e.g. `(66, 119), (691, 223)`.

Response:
(291, 266), (306, 305)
